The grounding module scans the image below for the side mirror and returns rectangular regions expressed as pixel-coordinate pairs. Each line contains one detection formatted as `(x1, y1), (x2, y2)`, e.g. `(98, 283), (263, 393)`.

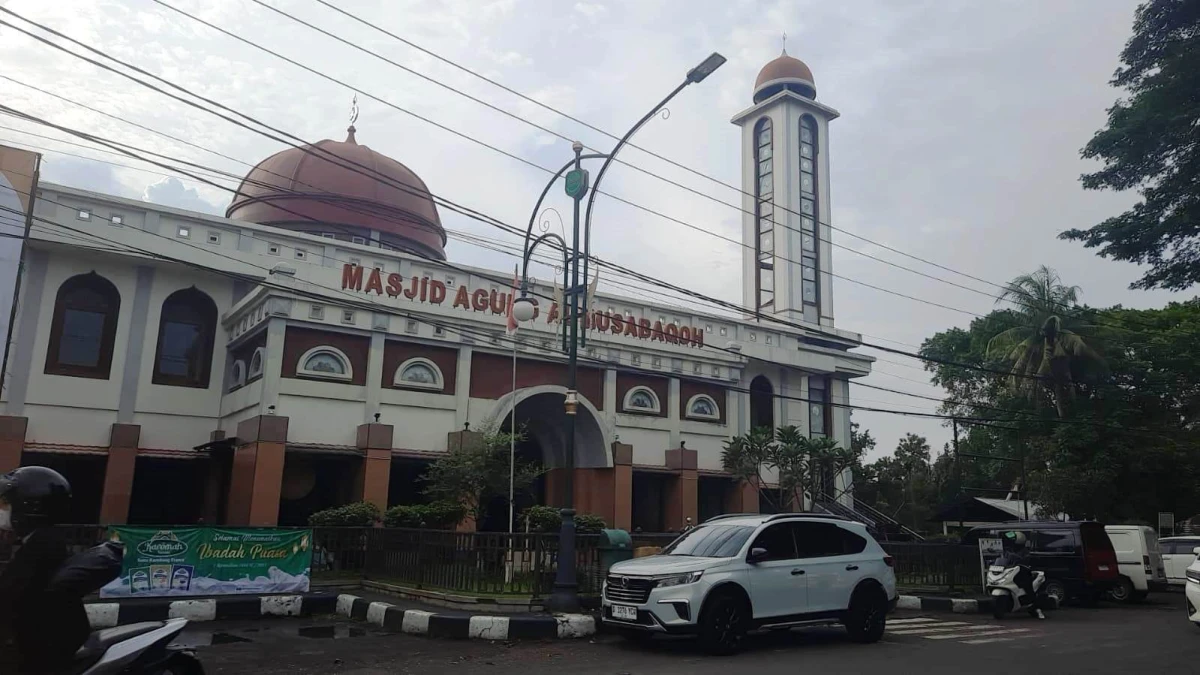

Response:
(747, 547), (769, 564)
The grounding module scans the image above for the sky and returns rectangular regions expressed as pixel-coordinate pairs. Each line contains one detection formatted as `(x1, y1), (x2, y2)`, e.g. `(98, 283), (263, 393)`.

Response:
(0, 0), (1187, 462)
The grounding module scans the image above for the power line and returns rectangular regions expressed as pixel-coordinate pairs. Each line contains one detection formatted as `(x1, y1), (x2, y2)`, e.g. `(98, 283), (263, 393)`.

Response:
(128, 2), (992, 319)
(15, 201), (1186, 441)
(0, 16), (1175, 391)
(302, 0), (1181, 335)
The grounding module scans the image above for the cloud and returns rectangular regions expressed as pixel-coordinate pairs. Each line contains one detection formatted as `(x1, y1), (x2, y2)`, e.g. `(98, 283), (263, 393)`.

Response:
(142, 177), (221, 215)
(0, 0), (1175, 458)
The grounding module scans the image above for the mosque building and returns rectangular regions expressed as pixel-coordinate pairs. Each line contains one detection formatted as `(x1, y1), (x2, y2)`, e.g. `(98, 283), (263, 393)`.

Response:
(0, 51), (872, 531)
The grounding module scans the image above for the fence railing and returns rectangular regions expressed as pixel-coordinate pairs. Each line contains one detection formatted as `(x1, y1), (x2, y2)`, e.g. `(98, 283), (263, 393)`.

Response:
(2, 526), (984, 596)
(882, 542), (981, 592)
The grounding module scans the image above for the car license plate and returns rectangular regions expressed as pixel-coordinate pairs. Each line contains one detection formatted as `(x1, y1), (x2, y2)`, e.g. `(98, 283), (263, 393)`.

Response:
(612, 605), (638, 621)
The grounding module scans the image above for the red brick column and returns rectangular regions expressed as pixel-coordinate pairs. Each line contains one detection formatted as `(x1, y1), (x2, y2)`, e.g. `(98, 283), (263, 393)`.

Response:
(725, 477), (760, 514)
(612, 443), (633, 531)
(0, 416), (28, 473)
(446, 429), (483, 532)
(226, 416), (288, 526)
(99, 424), (140, 524)
(356, 423), (393, 513)
(663, 445), (698, 531)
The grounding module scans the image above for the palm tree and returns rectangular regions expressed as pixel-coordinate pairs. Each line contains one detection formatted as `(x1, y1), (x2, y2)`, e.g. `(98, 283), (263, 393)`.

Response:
(986, 266), (1105, 417)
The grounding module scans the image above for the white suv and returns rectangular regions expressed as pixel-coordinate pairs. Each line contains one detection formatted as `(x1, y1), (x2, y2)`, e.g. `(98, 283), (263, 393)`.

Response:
(602, 513), (898, 654)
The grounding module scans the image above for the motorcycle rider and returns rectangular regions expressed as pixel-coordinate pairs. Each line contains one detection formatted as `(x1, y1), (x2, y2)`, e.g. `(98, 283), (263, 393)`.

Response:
(0, 467), (91, 673)
(1001, 530), (1045, 619)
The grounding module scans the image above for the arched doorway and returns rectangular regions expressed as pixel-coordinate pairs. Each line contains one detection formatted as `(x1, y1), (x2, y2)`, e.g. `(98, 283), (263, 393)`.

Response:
(479, 387), (610, 531)
(750, 375), (774, 431)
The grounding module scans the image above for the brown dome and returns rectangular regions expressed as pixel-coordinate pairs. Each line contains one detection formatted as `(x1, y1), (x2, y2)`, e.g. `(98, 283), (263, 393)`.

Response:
(227, 128), (446, 260)
(753, 52), (816, 103)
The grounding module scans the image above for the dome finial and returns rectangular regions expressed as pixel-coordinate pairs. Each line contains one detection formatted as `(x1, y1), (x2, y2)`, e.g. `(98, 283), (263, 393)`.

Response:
(347, 93), (359, 144)
(781, 31), (787, 56)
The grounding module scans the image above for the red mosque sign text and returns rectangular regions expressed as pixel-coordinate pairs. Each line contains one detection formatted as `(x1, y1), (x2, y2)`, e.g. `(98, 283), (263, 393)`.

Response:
(340, 264), (704, 347)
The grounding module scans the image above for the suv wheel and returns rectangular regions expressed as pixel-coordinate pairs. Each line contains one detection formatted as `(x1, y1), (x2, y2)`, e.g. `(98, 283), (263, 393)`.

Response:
(698, 590), (749, 656)
(844, 587), (887, 644)
(1043, 579), (1067, 607)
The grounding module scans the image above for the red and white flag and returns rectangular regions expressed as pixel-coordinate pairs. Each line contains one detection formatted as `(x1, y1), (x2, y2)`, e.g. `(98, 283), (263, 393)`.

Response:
(506, 264), (520, 335)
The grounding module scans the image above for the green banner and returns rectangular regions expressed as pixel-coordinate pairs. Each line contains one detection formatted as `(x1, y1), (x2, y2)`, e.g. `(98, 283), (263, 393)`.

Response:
(99, 527), (313, 598)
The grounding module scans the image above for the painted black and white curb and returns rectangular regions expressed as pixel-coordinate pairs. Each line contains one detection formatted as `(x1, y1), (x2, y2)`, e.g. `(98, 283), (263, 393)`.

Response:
(85, 593), (339, 629)
(335, 594), (595, 640)
(897, 594), (992, 614)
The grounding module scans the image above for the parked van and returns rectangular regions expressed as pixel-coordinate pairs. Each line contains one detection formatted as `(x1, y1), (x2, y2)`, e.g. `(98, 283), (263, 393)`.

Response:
(1104, 525), (1167, 601)
(962, 521), (1119, 606)
(1160, 536), (1200, 586)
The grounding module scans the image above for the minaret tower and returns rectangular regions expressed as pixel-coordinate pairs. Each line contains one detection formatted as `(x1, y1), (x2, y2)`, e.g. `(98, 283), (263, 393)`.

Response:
(732, 44), (840, 327)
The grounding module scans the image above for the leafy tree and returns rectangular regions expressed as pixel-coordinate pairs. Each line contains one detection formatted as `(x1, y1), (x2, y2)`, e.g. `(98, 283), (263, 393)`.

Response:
(308, 501), (380, 527)
(921, 295), (1200, 523)
(986, 267), (1106, 417)
(721, 426), (861, 511)
(851, 421), (876, 457)
(422, 421), (543, 525)
(1061, 0), (1200, 291)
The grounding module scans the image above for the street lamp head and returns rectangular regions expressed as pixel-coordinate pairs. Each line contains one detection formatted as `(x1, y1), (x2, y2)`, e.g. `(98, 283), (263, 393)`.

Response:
(512, 294), (538, 322)
(687, 52), (727, 83)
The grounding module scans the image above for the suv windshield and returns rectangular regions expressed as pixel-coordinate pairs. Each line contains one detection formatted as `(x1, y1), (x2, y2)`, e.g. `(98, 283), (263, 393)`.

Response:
(661, 524), (754, 558)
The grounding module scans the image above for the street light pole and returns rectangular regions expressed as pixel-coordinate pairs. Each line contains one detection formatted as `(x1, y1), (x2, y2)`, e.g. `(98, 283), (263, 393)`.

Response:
(511, 53), (726, 614)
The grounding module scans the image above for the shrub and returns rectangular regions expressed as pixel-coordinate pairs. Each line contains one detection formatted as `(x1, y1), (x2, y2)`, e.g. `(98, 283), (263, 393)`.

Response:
(308, 501), (380, 527)
(574, 514), (607, 534)
(520, 506), (606, 534)
(383, 502), (466, 529)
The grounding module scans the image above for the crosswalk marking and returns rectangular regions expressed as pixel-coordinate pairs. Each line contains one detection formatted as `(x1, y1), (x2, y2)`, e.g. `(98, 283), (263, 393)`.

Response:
(925, 628), (1031, 640)
(887, 617), (941, 625)
(888, 624), (998, 635)
(962, 634), (1041, 645)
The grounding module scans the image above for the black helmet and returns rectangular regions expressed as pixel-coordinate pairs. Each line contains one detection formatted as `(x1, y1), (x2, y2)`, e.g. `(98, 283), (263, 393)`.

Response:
(0, 466), (72, 536)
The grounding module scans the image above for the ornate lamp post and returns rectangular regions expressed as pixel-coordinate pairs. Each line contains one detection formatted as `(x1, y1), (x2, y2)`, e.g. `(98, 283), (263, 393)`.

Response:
(510, 53), (726, 613)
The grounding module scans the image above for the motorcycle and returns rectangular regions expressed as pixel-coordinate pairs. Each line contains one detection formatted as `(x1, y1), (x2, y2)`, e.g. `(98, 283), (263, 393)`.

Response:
(986, 555), (1049, 620)
(47, 541), (204, 674)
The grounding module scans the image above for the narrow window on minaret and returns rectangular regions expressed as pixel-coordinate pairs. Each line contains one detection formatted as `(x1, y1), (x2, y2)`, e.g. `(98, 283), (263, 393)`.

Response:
(753, 117), (774, 313)
(800, 115), (820, 320)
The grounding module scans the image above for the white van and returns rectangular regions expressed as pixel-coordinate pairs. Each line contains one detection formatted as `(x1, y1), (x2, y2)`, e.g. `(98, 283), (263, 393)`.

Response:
(1160, 536), (1200, 586)
(1105, 525), (1168, 602)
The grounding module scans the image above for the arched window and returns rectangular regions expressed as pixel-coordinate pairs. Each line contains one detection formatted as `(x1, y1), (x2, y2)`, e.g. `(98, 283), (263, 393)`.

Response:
(799, 115), (820, 322)
(394, 357), (444, 391)
(248, 347), (265, 380)
(753, 116), (774, 314)
(229, 360), (246, 391)
(297, 346), (352, 381)
(623, 386), (661, 414)
(685, 394), (720, 421)
(45, 272), (121, 379)
(152, 288), (217, 388)
(750, 375), (774, 431)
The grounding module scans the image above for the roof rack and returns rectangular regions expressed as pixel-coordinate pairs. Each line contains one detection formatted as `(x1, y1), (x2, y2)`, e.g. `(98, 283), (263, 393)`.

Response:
(703, 513), (762, 523)
(765, 513), (850, 523)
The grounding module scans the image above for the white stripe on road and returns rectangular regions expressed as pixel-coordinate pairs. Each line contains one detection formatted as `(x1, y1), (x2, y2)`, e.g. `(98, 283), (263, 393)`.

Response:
(887, 617), (941, 625)
(889, 624), (998, 635)
(962, 634), (1042, 645)
(925, 628), (1032, 640)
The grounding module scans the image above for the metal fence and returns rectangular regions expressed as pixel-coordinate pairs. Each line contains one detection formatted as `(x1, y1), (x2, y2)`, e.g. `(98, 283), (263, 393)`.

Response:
(1, 526), (984, 596)
(882, 542), (981, 592)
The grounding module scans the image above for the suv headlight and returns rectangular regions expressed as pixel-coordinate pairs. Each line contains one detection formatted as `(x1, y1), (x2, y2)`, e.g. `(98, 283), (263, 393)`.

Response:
(654, 571), (704, 588)
(1186, 569), (1200, 585)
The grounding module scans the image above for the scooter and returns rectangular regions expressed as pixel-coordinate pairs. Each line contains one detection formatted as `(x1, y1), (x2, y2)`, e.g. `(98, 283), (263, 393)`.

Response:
(47, 541), (204, 674)
(986, 557), (1049, 620)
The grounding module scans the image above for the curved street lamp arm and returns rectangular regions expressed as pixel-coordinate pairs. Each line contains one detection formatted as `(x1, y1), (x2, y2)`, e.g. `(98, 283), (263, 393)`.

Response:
(523, 153), (608, 261)
(521, 231), (571, 284)
(581, 79), (691, 285)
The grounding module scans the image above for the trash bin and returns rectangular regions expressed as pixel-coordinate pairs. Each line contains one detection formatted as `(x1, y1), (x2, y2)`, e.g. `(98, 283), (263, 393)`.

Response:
(597, 529), (634, 574)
